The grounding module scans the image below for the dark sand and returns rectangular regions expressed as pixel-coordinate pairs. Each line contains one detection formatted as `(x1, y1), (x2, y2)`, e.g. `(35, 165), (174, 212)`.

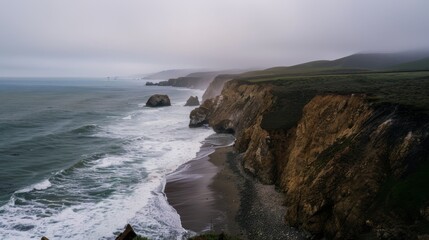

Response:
(165, 143), (242, 235)
(165, 135), (308, 239)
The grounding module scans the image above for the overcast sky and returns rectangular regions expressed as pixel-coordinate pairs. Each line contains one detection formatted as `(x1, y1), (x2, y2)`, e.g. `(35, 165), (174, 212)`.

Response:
(1, 0), (429, 77)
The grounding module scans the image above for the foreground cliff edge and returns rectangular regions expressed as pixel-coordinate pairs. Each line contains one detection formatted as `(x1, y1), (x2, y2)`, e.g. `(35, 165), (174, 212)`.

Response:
(190, 71), (429, 239)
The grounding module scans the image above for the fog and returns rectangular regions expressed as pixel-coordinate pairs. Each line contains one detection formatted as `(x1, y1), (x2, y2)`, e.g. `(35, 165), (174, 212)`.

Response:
(1, 0), (429, 77)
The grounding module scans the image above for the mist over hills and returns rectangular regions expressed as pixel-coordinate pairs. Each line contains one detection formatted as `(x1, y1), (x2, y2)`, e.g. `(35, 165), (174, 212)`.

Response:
(140, 50), (429, 96)
(231, 50), (429, 81)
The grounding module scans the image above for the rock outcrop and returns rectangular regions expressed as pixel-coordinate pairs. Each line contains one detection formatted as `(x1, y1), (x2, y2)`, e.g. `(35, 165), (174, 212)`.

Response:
(116, 224), (137, 240)
(185, 96), (200, 106)
(190, 79), (429, 239)
(146, 94), (171, 107)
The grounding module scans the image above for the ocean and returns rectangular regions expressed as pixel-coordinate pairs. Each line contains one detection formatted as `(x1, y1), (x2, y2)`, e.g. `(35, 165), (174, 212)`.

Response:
(0, 78), (214, 239)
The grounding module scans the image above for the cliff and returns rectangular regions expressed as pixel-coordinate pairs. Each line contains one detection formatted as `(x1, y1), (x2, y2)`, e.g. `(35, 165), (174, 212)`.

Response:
(190, 75), (429, 239)
(201, 74), (237, 102)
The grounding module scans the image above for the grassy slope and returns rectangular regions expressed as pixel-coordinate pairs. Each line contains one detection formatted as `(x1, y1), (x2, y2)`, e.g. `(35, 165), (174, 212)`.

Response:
(239, 51), (429, 81)
(389, 57), (429, 71)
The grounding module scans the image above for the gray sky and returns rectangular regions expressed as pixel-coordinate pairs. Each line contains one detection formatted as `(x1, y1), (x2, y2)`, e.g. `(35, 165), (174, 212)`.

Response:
(1, 0), (429, 77)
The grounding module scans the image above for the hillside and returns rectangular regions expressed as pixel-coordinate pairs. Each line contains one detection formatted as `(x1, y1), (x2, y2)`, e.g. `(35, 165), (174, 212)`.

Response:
(326, 51), (429, 70)
(390, 57), (429, 71)
(235, 51), (429, 82)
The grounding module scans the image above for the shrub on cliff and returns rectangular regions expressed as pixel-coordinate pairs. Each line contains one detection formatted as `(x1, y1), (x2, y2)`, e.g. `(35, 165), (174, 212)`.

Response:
(133, 236), (149, 240)
(188, 232), (242, 240)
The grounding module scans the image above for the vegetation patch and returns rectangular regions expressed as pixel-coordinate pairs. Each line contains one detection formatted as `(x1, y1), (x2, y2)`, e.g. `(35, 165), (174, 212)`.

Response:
(188, 232), (242, 240)
(385, 160), (429, 220)
(133, 236), (149, 240)
(241, 71), (429, 116)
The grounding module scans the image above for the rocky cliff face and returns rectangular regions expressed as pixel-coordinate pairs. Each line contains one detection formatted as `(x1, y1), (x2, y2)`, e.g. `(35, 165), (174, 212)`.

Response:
(190, 80), (429, 239)
(201, 74), (236, 102)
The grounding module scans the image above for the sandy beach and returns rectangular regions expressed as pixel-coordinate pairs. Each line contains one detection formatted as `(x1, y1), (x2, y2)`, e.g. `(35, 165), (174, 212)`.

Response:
(165, 134), (308, 240)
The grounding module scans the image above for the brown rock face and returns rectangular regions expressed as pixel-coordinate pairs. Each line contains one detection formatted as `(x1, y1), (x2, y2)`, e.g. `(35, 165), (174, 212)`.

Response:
(189, 99), (215, 127)
(190, 80), (429, 239)
(184, 96), (200, 106)
(146, 94), (171, 107)
(190, 80), (275, 182)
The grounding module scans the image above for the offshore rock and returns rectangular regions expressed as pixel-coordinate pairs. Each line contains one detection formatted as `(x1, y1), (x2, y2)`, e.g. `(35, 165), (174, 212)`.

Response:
(185, 96), (200, 106)
(146, 94), (171, 107)
(145, 81), (158, 86)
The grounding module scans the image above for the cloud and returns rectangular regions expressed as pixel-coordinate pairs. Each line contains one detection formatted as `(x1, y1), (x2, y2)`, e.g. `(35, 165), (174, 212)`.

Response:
(0, 0), (428, 76)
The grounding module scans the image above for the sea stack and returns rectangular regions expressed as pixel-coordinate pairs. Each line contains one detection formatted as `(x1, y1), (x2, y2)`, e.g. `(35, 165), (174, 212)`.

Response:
(146, 94), (171, 107)
(184, 96), (200, 106)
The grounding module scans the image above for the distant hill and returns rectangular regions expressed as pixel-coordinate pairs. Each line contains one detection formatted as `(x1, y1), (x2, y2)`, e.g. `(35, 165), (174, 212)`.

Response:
(238, 50), (429, 81)
(143, 69), (205, 80)
(146, 70), (246, 90)
(159, 71), (221, 90)
(326, 51), (429, 70)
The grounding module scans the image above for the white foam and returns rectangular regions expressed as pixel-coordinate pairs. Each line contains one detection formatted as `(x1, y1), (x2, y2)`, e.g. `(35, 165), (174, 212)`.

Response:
(92, 156), (131, 169)
(15, 179), (52, 194)
(0, 87), (213, 239)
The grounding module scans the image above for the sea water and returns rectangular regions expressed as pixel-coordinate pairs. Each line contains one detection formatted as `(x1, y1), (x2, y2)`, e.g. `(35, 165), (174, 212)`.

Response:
(0, 78), (213, 239)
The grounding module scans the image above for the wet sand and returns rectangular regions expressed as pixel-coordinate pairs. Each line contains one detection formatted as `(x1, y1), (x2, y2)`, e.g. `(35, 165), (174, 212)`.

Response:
(165, 143), (243, 236)
(165, 136), (308, 239)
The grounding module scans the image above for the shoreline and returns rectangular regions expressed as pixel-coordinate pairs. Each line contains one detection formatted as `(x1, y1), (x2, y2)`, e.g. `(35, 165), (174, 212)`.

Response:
(164, 134), (308, 239)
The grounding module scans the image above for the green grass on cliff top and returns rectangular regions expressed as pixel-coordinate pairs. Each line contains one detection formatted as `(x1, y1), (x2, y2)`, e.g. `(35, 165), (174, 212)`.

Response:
(244, 70), (429, 112)
(188, 233), (242, 240)
(233, 70), (429, 129)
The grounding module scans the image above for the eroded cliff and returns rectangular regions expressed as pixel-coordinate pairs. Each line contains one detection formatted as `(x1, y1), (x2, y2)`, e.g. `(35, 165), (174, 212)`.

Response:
(201, 74), (237, 102)
(190, 80), (429, 239)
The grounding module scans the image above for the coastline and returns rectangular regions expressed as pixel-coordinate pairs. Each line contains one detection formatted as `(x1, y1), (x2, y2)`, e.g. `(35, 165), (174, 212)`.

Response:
(165, 134), (308, 240)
